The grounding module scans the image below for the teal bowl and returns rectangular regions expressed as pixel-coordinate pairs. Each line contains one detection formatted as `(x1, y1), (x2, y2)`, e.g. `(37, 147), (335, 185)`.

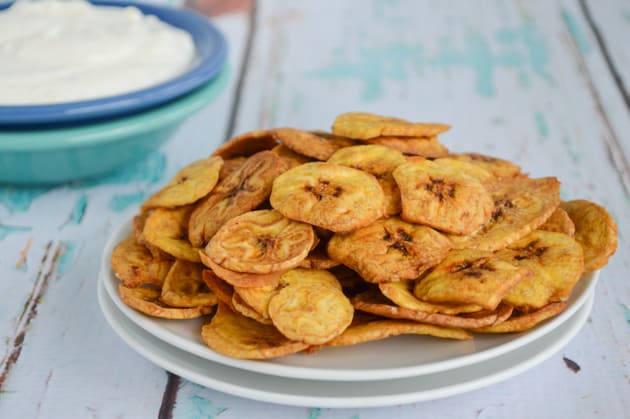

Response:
(0, 66), (228, 185)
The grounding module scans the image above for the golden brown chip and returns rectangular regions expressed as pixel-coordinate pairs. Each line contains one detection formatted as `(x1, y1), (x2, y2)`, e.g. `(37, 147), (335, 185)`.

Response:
(298, 252), (341, 270)
(219, 157), (247, 181)
(207, 209), (315, 274)
(143, 206), (201, 262)
(327, 217), (451, 283)
(232, 292), (273, 324)
(560, 199), (618, 272)
(328, 144), (406, 215)
(270, 162), (385, 233)
(271, 144), (313, 169)
(447, 153), (521, 178)
(413, 249), (533, 310)
(352, 289), (511, 329)
(326, 318), (472, 346)
(367, 136), (449, 158)
(201, 269), (235, 309)
(211, 130), (278, 159)
(234, 284), (276, 320)
(472, 302), (567, 333)
(379, 280), (482, 315)
(132, 212), (149, 244)
(111, 236), (173, 287)
(273, 128), (344, 161)
(189, 150), (287, 247)
(432, 157), (495, 184)
(119, 285), (213, 319)
(448, 176), (561, 251)
(141, 157), (223, 210)
(160, 260), (218, 308)
(201, 303), (308, 359)
(199, 251), (284, 288)
(332, 112), (450, 140)
(268, 275), (353, 345)
(393, 160), (494, 235)
(538, 207), (575, 236)
(497, 230), (584, 310)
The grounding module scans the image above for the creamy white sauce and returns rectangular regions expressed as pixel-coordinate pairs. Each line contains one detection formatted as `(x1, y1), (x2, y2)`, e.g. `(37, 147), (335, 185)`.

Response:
(0, 0), (196, 105)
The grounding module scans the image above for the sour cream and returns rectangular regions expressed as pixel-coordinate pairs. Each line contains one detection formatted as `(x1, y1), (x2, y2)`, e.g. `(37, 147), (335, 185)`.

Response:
(0, 0), (196, 105)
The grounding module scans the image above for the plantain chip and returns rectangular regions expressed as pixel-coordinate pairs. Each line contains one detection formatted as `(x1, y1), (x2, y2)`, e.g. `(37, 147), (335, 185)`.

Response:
(327, 217), (451, 283)
(273, 128), (346, 161)
(268, 269), (353, 345)
(111, 235), (173, 287)
(201, 269), (236, 309)
(201, 303), (308, 359)
(143, 206), (201, 262)
(218, 157), (247, 181)
(379, 280), (482, 315)
(497, 230), (584, 310)
(367, 136), (449, 158)
(326, 317), (472, 346)
(448, 176), (561, 251)
(199, 251), (284, 288)
(207, 209), (315, 274)
(141, 156), (223, 210)
(332, 112), (450, 140)
(271, 144), (313, 169)
(393, 159), (494, 234)
(538, 207), (575, 236)
(352, 289), (512, 329)
(189, 150), (287, 247)
(119, 285), (213, 319)
(414, 249), (533, 310)
(447, 153), (521, 178)
(270, 162), (385, 233)
(472, 302), (567, 333)
(560, 199), (618, 272)
(232, 292), (273, 324)
(328, 144), (406, 215)
(160, 260), (217, 308)
(211, 130), (278, 159)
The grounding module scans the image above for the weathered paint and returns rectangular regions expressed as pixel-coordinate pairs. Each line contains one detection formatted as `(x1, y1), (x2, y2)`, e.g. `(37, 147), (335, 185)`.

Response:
(109, 191), (150, 212)
(562, 9), (591, 53)
(0, 225), (31, 241)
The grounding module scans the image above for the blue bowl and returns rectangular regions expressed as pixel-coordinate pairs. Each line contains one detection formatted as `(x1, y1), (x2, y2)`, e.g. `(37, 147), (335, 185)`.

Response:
(0, 66), (229, 184)
(0, 0), (227, 126)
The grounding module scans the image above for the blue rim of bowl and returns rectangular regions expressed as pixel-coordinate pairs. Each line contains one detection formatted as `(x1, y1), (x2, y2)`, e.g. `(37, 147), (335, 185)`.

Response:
(0, 64), (230, 151)
(0, 0), (227, 126)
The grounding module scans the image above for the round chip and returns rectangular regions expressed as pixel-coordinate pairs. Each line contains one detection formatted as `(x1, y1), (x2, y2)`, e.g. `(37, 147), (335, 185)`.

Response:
(497, 230), (584, 310)
(111, 235), (173, 287)
(448, 176), (561, 251)
(201, 269), (235, 309)
(234, 284), (277, 320)
(332, 112), (450, 140)
(447, 153), (521, 178)
(232, 292), (273, 324)
(142, 206), (201, 262)
(271, 144), (313, 169)
(119, 285), (213, 319)
(268, 275), (353, 345)
(270, 162), (385, 233)
(393, 159), (494, 235)
(413, 249), (533, 310)
(560, 199), (618, 272)
(207, 209), (315, 274)
(379, 280), (482, 315)
(160, 260), (217, 308)
(141, 156), (223, 210)
(211, 130), (278, 159)
(472, 302), (567, 333)
(189, 150), (287, 247)
(201, 303), (309, 359)
(199, 251), (284, 288)
(273, 128), (344, 161)
(219, 157), (247, 181)
(327, 217), (452, 283)
(367, 136), (449, 158)
(328, 144), (406, 215)
(538, 207), (576, 236)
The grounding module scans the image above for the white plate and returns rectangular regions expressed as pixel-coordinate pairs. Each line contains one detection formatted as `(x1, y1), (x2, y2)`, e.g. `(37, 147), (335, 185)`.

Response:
(99, 278), (594, 408)
(102, 219), (599, 381)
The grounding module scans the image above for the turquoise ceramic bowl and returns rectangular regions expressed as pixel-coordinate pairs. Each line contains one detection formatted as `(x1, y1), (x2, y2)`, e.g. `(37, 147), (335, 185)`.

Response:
(0, 66), (228, 185)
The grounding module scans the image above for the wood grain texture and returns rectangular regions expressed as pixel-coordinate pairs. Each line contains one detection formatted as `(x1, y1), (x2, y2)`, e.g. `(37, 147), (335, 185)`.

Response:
(0, 1), (628, 418)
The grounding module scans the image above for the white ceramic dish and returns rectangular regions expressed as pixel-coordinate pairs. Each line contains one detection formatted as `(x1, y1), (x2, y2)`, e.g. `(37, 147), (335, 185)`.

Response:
(99, 278), (594, 408)
(101, 219), (599, 381)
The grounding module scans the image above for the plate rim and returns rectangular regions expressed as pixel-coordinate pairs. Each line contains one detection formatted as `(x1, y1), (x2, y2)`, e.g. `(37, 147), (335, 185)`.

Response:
(98, 278), (595, 408)
(101, 218), (599, 381)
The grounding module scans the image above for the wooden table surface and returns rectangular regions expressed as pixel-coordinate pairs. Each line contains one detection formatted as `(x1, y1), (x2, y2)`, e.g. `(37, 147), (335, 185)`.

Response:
(0, 0), (628, 417)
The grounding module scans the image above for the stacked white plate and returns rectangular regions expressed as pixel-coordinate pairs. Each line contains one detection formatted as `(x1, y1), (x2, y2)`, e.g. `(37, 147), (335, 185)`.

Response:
(98, 221), (598, 408)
